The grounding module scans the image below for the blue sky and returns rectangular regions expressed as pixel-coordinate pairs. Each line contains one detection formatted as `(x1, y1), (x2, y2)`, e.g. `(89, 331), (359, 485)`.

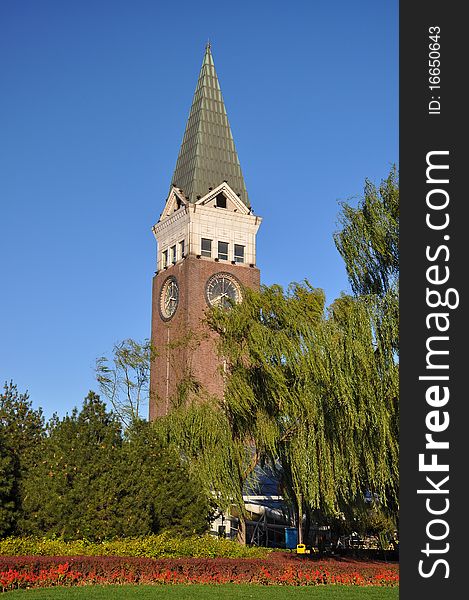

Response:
(0, 0), (398, 419)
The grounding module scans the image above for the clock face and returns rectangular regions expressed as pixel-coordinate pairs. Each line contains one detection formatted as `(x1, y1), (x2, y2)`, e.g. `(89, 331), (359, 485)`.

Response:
(205, 273), (242, 309)
(160, 276), (179, 320)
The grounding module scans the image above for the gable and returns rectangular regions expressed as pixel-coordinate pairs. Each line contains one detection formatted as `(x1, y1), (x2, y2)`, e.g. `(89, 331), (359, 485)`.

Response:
(195, 182), (251, 215)
(159, 187), (188, 221)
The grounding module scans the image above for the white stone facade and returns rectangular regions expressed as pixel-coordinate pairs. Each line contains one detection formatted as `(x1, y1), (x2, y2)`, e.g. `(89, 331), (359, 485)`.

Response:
(152, 182), (262, 272)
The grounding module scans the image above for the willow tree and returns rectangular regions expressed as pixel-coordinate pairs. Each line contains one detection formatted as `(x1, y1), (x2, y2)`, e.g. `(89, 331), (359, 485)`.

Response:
(161, 278), (398, 544)
(96, 339), (153, 427)
(206, 282), (398, 542)
(334, 166), (399, 356)
(159, 395), (261, 544)
(334, 166), (399, 299)
(333, 166), (399, 521)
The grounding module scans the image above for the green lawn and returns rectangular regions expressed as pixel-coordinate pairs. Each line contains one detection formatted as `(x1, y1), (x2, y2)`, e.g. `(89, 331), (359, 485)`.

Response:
(5, 585), (399, 599)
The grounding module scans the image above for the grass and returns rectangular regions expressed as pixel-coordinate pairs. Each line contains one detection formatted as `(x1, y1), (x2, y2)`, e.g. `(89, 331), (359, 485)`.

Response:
(4, 585), (399, 599)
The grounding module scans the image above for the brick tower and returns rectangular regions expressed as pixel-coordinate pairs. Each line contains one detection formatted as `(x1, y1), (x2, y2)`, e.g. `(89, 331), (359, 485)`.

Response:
(149, 45), (262, 419)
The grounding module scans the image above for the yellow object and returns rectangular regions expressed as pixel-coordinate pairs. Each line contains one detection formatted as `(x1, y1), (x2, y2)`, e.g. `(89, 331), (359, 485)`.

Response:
(296, 544), (306, 554)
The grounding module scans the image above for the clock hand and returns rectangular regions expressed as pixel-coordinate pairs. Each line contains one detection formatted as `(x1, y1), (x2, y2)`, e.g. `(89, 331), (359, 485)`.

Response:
(212, 293), (225, 304)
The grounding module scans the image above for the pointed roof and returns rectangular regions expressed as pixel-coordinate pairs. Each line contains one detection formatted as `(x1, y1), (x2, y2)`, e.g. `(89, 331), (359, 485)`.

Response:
(170, 44), (250, 207)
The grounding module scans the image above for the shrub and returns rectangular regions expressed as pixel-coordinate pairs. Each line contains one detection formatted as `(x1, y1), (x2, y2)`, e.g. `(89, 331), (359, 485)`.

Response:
(0, 534), (270, 560)
(0, 554), (399, 591)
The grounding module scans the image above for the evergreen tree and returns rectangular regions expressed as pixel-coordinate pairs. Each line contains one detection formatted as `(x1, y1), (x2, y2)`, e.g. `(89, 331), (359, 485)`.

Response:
(119, 420), (213, 536)
(21, 392), (123, 539)
(21, 393), (212, 539)
(0, 382), (45, 536)
(0, 429), (15, 536)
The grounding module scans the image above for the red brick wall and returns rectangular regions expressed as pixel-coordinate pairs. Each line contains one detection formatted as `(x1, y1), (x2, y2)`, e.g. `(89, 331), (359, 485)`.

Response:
(149, 255), (260, 419)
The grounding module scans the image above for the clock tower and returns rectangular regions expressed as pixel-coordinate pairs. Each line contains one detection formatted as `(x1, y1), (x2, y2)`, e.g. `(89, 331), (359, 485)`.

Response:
(149, 45), (262, 419)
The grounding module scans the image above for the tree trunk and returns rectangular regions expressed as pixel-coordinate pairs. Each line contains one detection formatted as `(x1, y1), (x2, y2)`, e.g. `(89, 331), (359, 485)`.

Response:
(304, 506), (311, 546)
(297, 493), (303, 545)
(237, 515), (247, 545)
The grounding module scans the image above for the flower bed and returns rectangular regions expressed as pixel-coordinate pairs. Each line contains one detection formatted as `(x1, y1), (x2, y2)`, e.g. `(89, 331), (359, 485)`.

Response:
(0, 555), (399, 592)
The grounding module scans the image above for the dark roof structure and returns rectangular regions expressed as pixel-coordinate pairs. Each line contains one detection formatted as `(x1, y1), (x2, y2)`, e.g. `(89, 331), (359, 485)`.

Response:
(170, 44), (250, 207)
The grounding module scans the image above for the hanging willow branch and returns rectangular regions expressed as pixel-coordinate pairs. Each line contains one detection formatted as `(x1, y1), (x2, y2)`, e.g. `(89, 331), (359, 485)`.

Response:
(207, 282), (398, 521)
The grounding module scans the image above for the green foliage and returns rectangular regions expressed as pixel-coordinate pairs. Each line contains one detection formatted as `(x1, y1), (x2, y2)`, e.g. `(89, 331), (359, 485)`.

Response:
(0, 429), (16, 536)
(0, 533), (270, 559)
(163, 273), (398, 543)
(333, 167), (399, 361)
(334, 166), (399, 298)
(0, 383), (45, 460)
(161, 285), (327, 540)
(0, 382), (45, 536)
(116, 420), (214, 537)
(19, 393), (212, 540)
(162, 397), (255, 521)
(20, 392), (123, 540)
(332, 167), (399, 524)
(334, 494), (397, 546)
(206, 283), (398, 528)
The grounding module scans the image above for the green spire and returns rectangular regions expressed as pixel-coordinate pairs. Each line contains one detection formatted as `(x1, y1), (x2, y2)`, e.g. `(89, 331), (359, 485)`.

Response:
(171, 44), (250, 207)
